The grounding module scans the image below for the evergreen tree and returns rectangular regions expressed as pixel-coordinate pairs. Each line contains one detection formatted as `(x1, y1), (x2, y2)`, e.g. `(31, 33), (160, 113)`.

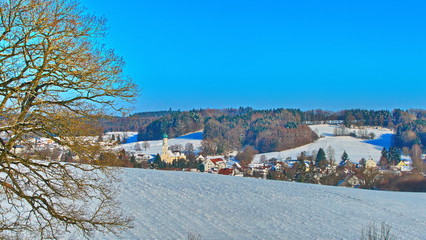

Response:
(295, 158), (307, 182)
(130, 155), (137, 167)
(381, 147), (388, 159)
(339, 151), (349, 165)
(197, 162), (205, 172)
(152, 154), (162, 169)
(359, 158), (366, 168)
(388, 146), (401, 165)
(378, 147), (389, 168)
(315, 148), (327, 167)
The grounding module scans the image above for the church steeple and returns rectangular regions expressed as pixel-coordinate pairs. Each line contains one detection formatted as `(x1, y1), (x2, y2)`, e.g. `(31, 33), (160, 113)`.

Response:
(162, 133), (168, 154)
(159, 132), (187, 163)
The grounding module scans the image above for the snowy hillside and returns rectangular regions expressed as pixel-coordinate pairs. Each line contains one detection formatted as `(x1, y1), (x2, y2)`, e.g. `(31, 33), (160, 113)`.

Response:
(88, 169), (426, 240)
(254, 124), (393, 163)
(116, 131), (203, 155)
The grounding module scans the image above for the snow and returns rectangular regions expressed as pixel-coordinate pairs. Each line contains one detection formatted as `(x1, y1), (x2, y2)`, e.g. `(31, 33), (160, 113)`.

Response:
(254, 125), (393, 163)
(90, 169), (426, 240)
(116, 131), (203, 155)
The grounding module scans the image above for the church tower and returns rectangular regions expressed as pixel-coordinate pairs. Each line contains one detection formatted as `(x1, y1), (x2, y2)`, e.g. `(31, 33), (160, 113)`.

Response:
(161, 133), (169, 155)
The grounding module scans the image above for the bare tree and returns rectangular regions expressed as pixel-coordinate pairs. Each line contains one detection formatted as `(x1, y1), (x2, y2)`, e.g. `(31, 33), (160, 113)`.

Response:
(259, 154), (268, 164)
(410, 144), (424, 173)
(326, 146), (336, 165)
(360, 222), (395, 240)
(184, 142), (194, 153)
(142, 141), (150, 151)
(134, 142), (142, 151)
(170, 144), (183, 152)
(0, 0), (136, 239)
(235, 146), (258, 167)
(200, 139), (217, 156)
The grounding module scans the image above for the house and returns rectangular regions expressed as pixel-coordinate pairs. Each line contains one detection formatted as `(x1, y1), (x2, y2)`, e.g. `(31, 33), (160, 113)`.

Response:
(282, 159), (310, 171)
(338, 174), (362, 188)
(273, 162), (286, 171)
(210, 158), (226, 170)
(232, 163), (245, 177)
(252, 166), (270, 179)
(397, 160), (412, 172)
(196, 155), (205, 162)
(365, 158), (377, 169)
(136, 154), (154, 163)
(202, 158), (226, 172)
(339, 159), (355, 168)
(203, 159), (216, 172)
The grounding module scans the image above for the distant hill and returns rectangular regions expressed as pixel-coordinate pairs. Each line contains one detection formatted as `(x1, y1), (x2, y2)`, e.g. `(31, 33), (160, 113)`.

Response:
(99, 110), (177, 132)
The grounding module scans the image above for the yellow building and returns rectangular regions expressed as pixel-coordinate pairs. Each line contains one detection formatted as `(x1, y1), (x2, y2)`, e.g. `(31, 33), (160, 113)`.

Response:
(365, 158), (377, 169)
(160, 133), (186, 164)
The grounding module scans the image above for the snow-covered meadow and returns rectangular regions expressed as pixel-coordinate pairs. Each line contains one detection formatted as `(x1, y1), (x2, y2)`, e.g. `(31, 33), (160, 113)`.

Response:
(116, 131), (203, 155)
(87, 169), (426, 240)
(253, 125), (393, 163)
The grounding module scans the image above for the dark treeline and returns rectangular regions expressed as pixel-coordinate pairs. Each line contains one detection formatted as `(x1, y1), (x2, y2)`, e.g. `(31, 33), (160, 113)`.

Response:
(139, 110), (204, 140)
(99, 111), (172, 132)
(101, 108), (426, 154)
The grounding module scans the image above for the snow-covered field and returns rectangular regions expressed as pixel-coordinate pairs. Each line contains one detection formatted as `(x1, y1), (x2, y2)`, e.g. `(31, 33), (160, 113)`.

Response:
(89, 169), (426, 240)
(116, 131), (203, 155)
(253, 125), (393, 164)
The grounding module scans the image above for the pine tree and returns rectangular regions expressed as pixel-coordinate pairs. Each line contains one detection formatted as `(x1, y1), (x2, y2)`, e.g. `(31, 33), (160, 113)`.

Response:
(339, 151), (349, 166)
(315, 148), (327, 167)
(388, 146), (401, 165)
(197, 162), (205, 172)
(152, 154), (162, 169)
(130, 155), (137, 167)
(381, 147), (388, 159)
(378, 147), (389, 168)
(359, 158), (367, 168)
(295, 158), (307, 182)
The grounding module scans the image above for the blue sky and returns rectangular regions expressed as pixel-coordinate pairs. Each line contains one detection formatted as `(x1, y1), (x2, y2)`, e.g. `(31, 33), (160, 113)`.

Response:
(82, 0), (426, 113)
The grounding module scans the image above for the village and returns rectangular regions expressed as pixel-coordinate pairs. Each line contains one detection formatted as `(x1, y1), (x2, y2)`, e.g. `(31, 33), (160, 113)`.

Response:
(10, 123), (426, 192)
(123, 129), (426, 191)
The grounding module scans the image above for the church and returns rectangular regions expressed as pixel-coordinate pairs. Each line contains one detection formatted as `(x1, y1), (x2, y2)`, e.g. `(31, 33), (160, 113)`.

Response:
(160, 133), (186, 163)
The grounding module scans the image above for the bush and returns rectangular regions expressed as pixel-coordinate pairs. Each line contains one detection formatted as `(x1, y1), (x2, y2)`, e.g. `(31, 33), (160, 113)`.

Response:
(187, 231), (202, 240)
(360, 222), (395, 240)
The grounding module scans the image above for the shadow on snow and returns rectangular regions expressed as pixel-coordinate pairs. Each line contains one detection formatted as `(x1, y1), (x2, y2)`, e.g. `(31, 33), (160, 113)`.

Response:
(176, 132), (203, 140)
(363, 133), (393, 150)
